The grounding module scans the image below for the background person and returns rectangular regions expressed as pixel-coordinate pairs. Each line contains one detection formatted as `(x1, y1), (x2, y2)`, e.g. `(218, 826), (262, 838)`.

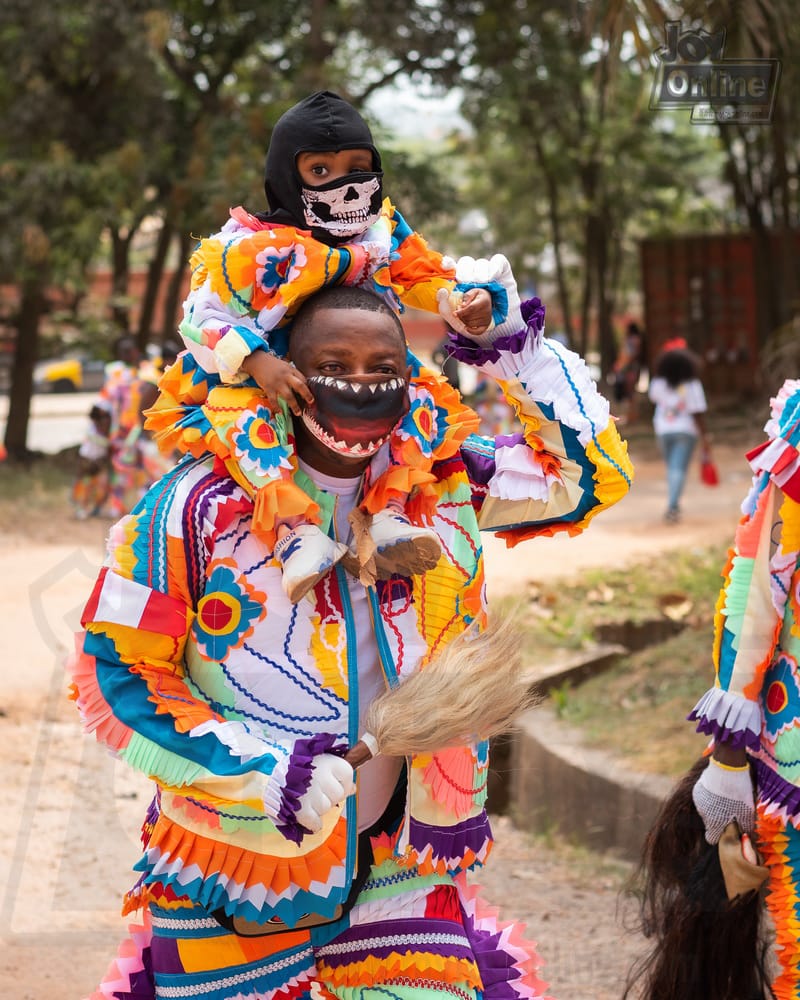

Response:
(612, 321), (646, 424)
(71, 400), (112, 519)
(648, 344), (710, 523)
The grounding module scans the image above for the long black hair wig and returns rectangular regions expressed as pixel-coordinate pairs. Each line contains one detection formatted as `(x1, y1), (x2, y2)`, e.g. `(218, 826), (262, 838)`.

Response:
(623, 757), (773, 1000)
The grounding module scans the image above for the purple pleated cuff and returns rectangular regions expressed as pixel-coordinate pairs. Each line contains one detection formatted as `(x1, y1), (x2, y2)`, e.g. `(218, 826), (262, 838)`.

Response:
(276, 733), (347, 845)
(446, 298), (545, 366)
(407, 812), (492, 870)
(496, 432), (527, 449)
(687, 687), (761, 751)
(756, 758), (800, 819)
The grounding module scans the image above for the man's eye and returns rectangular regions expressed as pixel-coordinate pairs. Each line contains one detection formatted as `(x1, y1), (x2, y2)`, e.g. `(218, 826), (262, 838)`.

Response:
(374, 365), (398, 375)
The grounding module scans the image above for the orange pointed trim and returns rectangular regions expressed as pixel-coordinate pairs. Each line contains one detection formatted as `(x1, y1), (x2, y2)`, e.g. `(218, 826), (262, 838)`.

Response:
(141, 812), (348, 897)
(317, 951), (482, 990)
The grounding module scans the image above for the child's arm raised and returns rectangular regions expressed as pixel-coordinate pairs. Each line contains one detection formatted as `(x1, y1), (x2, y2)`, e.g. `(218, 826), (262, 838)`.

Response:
(241, 350), (314, 416)
(451, 254), (634, 543)
(383, 207), (501, 336)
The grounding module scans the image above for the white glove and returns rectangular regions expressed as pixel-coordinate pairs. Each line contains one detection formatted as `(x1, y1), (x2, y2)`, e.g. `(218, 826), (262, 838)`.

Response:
(436, 254), (523, 344)
(692, 757), (755, 845)
(295, 754), (356, 834)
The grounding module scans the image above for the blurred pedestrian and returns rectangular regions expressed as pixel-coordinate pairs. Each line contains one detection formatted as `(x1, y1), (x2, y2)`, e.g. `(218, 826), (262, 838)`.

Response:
(159, 339), (181, 372)
(648, 345), (710, 523)
(101, 335), (142, 441)
(612, 321), (646, 424)
(71, 400), (112, 519)
(472, 378), (513, 437)
(108, 377), (175, 516)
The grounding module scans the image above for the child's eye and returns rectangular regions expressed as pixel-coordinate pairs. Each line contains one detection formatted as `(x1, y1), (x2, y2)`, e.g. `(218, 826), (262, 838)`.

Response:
(310, 165), (329, 177)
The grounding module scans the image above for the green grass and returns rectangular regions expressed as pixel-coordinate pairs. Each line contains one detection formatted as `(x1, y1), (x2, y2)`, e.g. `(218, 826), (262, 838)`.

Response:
(556, 627), (712, 777)
(0, 458), (77, 537)
(497, 544), (730, 778)
(497, 542), (728, 657)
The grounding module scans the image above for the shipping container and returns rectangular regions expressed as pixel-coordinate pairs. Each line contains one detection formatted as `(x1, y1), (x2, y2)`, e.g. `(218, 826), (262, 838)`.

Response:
(641, 230), (800, 398)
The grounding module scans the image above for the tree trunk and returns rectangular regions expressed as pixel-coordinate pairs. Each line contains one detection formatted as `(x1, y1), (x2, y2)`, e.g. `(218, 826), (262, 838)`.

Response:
(4, 279), (45, 460)
(299, 0), (336, 91)
(594, 212), (615, 377)
(136, 216), (174, 350)
(533, 138), (574, 342)
(110, 228), (133, 334)
(578, 215), (593, 357)
(160, 232), (192, 344)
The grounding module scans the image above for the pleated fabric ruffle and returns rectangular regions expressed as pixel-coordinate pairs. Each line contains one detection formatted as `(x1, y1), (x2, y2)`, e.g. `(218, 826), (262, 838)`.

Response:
(757, 805), (800, 1000)
(125, 811), (350, 928)
(689, 686), (762, 751)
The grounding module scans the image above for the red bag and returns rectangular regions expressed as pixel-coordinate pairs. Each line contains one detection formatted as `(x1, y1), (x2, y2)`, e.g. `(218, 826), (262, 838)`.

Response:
(701, 450), (719, 486)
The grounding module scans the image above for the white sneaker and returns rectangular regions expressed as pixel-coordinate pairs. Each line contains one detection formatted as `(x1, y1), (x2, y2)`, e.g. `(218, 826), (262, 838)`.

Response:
(369, 509), (442, 579)
(274, 524), (349, 603)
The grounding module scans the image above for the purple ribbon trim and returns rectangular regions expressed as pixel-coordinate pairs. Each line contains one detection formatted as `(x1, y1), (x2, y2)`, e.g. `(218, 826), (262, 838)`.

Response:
(446, 298), (545, 366)
(495, 432), (527, 449)
(407, 813), (492, 866)
(688, 712), (761, 751)
(275, 733), (347, 844)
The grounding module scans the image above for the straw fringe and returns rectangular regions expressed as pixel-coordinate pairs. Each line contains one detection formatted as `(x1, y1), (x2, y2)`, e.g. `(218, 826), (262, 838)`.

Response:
(365, 617), (538, 757)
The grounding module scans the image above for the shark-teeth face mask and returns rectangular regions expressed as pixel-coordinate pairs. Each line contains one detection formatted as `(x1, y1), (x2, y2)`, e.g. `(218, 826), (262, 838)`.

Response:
(302, 373), (409, 458)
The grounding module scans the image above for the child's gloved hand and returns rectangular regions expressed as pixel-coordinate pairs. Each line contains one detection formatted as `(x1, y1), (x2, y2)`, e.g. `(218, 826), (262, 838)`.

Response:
(241, 349), (315, 416)
(692, 757), (755, 845)
(437, 254), (523, 343)
(294, 754), (356, 835)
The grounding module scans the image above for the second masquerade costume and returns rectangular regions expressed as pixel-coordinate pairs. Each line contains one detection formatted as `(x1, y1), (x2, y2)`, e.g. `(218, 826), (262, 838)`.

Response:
(689, 380), (800, 999)
(147, 92), (502, 596)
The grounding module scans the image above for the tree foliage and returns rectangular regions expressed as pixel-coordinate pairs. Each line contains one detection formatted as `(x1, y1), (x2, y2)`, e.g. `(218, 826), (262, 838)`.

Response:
(3, 0), (794, 455)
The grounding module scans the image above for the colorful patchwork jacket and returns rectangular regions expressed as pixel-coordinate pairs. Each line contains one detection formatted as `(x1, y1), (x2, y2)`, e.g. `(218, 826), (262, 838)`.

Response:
(69, 305), (633, 934)
(690, 380), (800, 824)
(180, 199), (473, 383)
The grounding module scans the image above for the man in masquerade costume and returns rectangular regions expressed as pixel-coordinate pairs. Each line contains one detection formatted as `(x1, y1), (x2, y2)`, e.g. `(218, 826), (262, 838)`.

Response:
(149, 91), (502, 602)
(687, 379), (800, 999)
(70, 262), (633, 999)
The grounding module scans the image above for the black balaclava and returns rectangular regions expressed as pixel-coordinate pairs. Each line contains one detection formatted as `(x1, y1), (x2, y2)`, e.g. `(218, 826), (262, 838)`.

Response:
(261, 91), (384, 246)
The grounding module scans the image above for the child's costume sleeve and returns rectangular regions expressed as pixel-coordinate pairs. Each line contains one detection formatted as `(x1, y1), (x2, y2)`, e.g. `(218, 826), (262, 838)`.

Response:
(67, 460), (341, 843)
(178, 217), (354, 383)
(689, 381), (800, 751)
(384, 205), (458, 312)
(450, 299), (634, 543)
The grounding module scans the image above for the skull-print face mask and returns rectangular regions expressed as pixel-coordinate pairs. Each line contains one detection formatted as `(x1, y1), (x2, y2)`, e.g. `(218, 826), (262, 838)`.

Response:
(301, 373), (408, 458)
(301, 172), (383, 239)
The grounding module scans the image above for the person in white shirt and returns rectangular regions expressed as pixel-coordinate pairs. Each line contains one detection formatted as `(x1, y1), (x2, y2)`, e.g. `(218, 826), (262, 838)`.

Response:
(648, 346), (710, 522)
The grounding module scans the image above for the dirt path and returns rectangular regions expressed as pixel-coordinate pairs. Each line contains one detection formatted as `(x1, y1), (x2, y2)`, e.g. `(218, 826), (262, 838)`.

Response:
(0, 426), (759, 999)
